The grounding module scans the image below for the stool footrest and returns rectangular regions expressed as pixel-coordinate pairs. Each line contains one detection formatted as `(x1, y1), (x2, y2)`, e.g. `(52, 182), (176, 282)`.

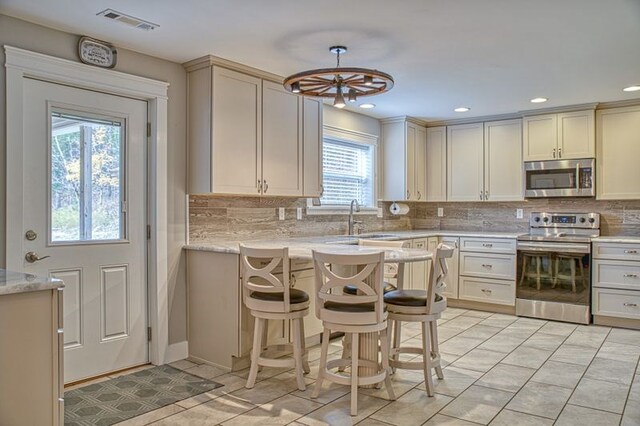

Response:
(257, 356), (296, 369)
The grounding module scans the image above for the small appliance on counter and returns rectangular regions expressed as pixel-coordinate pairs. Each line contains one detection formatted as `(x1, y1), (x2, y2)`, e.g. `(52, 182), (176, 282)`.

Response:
(516, 212), (600, 324)
(524, 158), (594, 198)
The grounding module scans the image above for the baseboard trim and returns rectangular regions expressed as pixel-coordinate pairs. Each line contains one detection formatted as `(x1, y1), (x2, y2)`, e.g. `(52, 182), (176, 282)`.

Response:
(447, 298), (516, 315)
(594, 315), (640, 330)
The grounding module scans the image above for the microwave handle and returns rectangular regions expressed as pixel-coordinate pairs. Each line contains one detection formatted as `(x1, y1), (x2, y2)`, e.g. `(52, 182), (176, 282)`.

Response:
(576, 164), (580, 190)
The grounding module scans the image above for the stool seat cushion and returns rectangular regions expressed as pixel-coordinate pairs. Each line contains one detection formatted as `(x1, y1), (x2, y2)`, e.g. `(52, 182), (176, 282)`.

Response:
(324, 301), (385, 313)
(383, 289), (443, 307)
(343, 281), (396, 295)
(250, 288), (309, 304)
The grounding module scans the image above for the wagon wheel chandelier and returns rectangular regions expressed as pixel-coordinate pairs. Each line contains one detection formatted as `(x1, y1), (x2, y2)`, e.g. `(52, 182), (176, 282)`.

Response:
(283, 46), (394, 108)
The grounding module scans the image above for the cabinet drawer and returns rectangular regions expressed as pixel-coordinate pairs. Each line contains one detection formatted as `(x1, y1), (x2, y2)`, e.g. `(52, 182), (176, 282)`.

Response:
(459, 237), (516, 254)
(593, 260), (640, 290)
(593, 242), (640, 261)
(459, 252), (516, 280)
(459, 276), (515, 306)
(593, 288), (640, 319)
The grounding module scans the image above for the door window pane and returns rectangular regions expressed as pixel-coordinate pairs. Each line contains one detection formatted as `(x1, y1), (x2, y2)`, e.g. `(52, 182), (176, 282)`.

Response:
(50, 111), (125, 242)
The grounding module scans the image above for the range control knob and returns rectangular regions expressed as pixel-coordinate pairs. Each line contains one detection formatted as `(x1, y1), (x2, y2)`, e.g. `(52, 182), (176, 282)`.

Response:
(534, 217), (541, 222)
(542, 217), (549, 223)
(579, 217), (586, 223)
(589, 217), (595, 223)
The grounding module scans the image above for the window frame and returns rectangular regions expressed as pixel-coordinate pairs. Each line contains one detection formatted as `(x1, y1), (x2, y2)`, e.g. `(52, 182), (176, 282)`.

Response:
(307, 125), (379, 216)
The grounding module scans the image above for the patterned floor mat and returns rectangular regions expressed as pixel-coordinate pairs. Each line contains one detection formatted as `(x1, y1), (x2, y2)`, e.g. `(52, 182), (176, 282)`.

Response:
(64, 365), (222, 425)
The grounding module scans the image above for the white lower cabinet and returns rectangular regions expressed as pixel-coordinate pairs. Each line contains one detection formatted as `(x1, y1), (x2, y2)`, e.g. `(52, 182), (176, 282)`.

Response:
(291, 269), (323, 339)
(458, 237), (517, 306)
(440, 237), (460, 299)
(593, 242), (640, 324)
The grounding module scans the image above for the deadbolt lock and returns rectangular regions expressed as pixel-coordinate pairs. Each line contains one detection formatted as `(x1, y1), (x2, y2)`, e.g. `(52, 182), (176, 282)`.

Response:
(25, 230), (38, 241)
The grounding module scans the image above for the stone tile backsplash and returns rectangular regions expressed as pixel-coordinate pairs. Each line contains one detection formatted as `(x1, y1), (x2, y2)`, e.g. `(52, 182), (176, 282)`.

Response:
(188, 195), (640, 241)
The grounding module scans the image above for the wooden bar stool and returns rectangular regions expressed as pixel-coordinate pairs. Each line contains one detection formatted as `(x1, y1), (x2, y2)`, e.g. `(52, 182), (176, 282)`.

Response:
(553, 254), (586, 293)
(311, 250), (395, 416)
(240, 245), (310, 391)
(384, 245), (453, 396)
(519, 251), (553, 290)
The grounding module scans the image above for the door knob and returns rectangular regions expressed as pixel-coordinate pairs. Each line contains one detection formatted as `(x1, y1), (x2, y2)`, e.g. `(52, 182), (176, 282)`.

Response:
(25, 251), (51, 263)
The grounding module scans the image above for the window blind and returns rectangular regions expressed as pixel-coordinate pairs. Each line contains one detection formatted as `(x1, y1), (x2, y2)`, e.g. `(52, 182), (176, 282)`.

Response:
(321, 138), (374, 207)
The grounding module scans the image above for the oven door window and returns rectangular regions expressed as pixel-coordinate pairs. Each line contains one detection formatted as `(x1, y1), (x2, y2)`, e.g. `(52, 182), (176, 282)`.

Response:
(526, 168), (576, 191)
(516, 251), (590, 305)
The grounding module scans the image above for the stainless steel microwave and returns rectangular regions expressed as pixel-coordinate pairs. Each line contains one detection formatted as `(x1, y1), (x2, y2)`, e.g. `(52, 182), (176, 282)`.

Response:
(524, 158), (595, 198)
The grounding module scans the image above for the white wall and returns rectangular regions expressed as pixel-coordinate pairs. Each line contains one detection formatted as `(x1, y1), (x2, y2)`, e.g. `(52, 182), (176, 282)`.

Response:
(0, 14), (189, 345)
(323, 104), (381, 137)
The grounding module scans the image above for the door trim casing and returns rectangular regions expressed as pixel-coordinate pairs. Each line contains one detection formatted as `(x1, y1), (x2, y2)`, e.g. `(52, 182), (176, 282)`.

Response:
(4, 46), (177, 365)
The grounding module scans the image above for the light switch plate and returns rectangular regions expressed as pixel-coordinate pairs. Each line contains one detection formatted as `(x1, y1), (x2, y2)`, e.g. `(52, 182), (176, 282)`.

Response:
(296, 207), (302, 220)
(278, 207), (285, 220)
(437, 208), (444, 217)
(377, 207), (383, 218)
(516, 208), (524, 219)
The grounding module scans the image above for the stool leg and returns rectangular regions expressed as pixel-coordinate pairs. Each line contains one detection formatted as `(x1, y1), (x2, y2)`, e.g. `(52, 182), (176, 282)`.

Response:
(553, 257), (560, 287)
(535, 256), (541, 291)
(429, 321), (444, 380)
(392, 318), (402, 373)
(312, 327), (331, 399)
(246, 316), (264, 389)
(350, 332), (359, 416)
(299, 318), (310, 374)
(570, 259), (577, 293)
(379, 327), (396, 401)
(421, 321), (434, 397)
(519, 256), (528, 286)
(291, 319), (306, 391)
(578, 258), (586, 289)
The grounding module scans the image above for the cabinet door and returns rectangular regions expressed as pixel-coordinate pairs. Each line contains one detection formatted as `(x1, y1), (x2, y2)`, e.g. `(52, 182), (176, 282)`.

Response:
(426, 126), (447, 201)
(262, 80), (303, 196)
(303, 98), (323, 197)
(291, 270), (323, 338)
(411, 239), (428, 290)
(597, 106), (640, 199)
(440, 237), (459, 299)
(405, 123), (417, 200)
(558, 110), (595, 159)
(523, 114), (557, 161)
(211, 67), (262, 194)
(447, 123), (484, 201)
(484, 119), (523, 201)
(415, 126), (427, 201)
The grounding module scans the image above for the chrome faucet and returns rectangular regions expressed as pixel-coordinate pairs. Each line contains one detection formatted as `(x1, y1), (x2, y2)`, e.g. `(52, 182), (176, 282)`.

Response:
(348, 199), (362, 235)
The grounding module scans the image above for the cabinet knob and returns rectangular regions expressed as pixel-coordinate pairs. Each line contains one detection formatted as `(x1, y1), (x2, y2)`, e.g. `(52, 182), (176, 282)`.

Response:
(417, 191), (422, 200)
(624, 274), (638, 278)
(625, 250), (638, 254)
(624, 303), (638, 307)
(558, 148), (562, 158)
(482, 243), (493, 248)
(480, 191), (483, 200)
(552, 148), (556, 158)
(481, 288), (492, 295)
(482, 264), (493, 269)
(263, 180), (268, 193)
(407, 190), (411, 199)
(257, 180), (262, 193)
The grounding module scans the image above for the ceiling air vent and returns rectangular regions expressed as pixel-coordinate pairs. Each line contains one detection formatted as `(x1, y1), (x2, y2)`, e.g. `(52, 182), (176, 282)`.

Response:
(97, 9), (159, 31)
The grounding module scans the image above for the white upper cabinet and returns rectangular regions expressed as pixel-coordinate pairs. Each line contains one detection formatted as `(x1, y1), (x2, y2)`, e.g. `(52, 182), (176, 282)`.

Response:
(596, 105), (640, 200)
(426, 126), (447, 201)
(187, 63), (322, 196)
(262, 80), (303, 196)
(211, 67), (262, 195)
(302, 98), (323, 198)
(447, 123), (484, 201)
(447, 120), (523, 202)
(382, 119), (427, 201)
(523, 110), (594, 161)
(484, 119), (523, 201)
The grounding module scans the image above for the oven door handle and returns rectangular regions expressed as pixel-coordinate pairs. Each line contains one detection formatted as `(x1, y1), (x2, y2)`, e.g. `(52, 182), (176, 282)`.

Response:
(517, 242), (590, 254)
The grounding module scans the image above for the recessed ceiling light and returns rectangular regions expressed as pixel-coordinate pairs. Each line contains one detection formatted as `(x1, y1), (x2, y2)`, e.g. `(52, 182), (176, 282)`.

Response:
(623, 85), (640, 92)
(359, 103), (376, 109)
(454, 107), (470, 112)
(530, 97), (548, 103)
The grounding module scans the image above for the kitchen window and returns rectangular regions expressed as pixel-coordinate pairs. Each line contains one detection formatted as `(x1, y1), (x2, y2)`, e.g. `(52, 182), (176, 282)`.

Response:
(308, 126), (378, 214)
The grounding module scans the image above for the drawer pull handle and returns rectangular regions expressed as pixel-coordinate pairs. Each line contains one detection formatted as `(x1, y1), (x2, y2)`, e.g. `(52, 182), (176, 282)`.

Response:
(624, 274), (639, 278)
(624, 303), (638, 307)
(482, 243), (493, 247)
(482, 264), (493, 269)
(481, 288), (492, 295)
(625, 250), (638, 254)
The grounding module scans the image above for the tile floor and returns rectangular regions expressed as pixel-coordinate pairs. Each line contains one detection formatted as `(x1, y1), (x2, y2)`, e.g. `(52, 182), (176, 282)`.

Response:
(87, 308), (640, 425)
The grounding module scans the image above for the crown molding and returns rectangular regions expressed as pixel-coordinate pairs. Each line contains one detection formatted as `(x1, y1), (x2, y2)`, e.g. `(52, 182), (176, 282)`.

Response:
(425, 112), (521, 127)
(183, 54), (284, 83)
(596, 98), (640, 110)
(380, 115), (428, 126)
(518, 102), (599, 116)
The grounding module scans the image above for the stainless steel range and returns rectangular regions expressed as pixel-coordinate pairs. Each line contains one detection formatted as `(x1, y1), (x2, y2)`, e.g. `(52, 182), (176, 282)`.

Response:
(516, 212), (600, 324)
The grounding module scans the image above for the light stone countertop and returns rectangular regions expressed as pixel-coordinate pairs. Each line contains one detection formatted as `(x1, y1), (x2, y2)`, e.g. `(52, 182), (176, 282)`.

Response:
(592, 236), (640, 244)
(184, 229), (524, 261)
(0, 269), (64, 296)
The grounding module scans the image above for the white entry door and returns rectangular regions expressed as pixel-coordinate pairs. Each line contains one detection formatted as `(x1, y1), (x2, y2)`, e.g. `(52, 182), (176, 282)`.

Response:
(17, 78), (148, 383)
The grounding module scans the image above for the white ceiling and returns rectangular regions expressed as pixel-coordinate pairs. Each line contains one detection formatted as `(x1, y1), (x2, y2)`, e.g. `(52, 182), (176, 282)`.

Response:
(2, 0), (639, 121)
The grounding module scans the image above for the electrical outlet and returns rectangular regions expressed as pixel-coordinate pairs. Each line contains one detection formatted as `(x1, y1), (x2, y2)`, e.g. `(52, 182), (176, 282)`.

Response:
(296, 207), (302, 220)
(516, 208), (524, 219)
(377, 207), (383, 218)
(437, 207), (444, 217)
(278, 207), (285, 220)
